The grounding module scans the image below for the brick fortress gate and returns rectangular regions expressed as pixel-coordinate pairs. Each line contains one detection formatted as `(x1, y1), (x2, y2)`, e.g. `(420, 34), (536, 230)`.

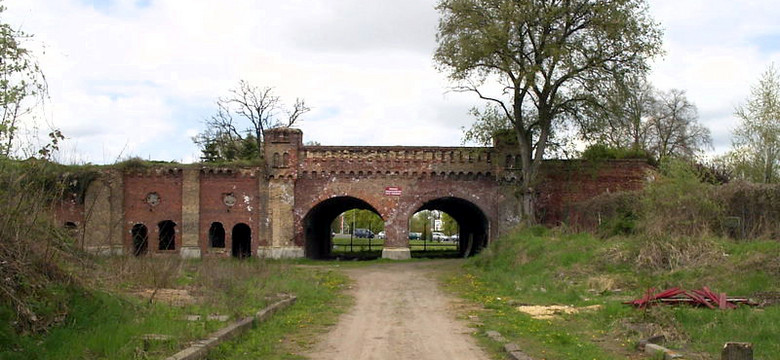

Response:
(57, 128), (652, 260)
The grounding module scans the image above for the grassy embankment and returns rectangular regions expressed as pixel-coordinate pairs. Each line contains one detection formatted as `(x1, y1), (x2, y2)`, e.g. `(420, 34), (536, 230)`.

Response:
(0, 258), (349, 359)
(444, 227), (779, 359)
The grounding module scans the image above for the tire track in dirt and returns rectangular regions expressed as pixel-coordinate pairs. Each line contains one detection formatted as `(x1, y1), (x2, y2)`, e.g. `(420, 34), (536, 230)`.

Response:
(306, 261), (489, 360)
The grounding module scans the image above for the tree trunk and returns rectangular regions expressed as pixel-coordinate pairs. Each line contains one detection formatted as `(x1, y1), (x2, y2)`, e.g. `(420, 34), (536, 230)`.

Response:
(520, 189), (536, 224)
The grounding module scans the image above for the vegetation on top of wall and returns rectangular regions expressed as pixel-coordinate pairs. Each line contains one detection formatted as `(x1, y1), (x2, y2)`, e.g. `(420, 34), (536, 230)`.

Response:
(580, 143), (655, 164)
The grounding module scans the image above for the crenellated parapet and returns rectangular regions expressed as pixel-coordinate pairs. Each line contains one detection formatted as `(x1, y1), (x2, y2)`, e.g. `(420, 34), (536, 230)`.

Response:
(62, 128), (652, 260)
(299, 146), (495, 174)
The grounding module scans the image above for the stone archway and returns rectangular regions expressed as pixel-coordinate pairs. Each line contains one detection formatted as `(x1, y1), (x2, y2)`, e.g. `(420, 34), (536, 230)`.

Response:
(302, 196), (383, 259)
(411, 197), (489, 257)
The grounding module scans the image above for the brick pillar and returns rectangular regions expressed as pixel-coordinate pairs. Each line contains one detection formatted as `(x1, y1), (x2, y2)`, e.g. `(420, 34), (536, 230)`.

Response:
(180, 168), (201, 259)
(83, 171), (124, 255)
(265, 178), (303, 258)
(381, 203), (411, 260)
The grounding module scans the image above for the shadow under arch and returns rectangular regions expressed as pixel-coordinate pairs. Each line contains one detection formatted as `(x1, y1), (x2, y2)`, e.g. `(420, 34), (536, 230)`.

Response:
(303, 196), (382, 259)
(414, 197), (489, 257)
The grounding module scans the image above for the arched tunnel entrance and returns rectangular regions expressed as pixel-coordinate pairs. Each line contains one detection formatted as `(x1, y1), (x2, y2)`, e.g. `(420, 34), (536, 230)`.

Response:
(303, 196), (383, 259)
(412, 197), (489, 258)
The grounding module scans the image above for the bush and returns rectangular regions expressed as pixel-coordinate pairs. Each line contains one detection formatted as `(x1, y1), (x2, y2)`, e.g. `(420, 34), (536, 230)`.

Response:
(581, 144), (654, 163)
(717, 181), (780, 239)
(640, 159), (723, 237)
(566, 191), (641, 236)
(0, 159), (81, 336)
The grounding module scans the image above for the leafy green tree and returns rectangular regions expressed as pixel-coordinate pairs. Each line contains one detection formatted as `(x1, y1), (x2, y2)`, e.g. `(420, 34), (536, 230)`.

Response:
(331, 209), (384, 234)
(726, 65), (780, 183)
(435, 0), (663, 221)
(194, 80), (309, 163)
(440, 211), (458, 236)
(0, 3), (47, 158)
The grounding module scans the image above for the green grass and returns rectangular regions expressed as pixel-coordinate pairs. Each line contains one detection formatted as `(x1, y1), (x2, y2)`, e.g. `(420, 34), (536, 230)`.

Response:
(0, 287), (222, 359)
(0, 259), (350, 360)
(444, 227), (780, 359)
(208, 267), (350, 359)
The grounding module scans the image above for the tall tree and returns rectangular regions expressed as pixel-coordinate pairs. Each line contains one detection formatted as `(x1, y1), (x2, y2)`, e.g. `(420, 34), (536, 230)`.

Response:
(583, 74), (655, 151)
(647, 88), (711, 160)
(583, 78), (711, 161)
(0, 3), (47, 158)
(727, 65), (780, 183)
(194, 80), (309, 162)
(434, 0), (663, 221)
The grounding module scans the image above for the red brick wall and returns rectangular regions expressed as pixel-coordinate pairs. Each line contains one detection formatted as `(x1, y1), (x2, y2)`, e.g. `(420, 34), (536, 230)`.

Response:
(123, 169), (183, 253)
(52, 194), (83, 228)
(536, 160), (652, 225)
(199, 169), (261, 255)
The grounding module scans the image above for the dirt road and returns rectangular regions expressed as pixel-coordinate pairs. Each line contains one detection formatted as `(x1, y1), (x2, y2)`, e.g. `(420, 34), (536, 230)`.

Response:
(306, 261), (489, 360)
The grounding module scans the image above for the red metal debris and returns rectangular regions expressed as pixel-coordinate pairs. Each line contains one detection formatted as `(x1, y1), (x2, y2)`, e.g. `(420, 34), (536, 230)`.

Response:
(625, 287), (757, 309)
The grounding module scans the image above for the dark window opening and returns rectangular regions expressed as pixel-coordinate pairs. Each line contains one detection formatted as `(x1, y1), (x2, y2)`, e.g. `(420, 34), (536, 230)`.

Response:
(231, 223), (252, 258)
(209, 222), (225, 248)
(132, 223), (149, 256)
(158, 220), (176, 250)
(64, 221), (77, 230)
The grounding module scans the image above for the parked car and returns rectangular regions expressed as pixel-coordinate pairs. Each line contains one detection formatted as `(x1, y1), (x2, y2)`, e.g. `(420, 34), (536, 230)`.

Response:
(353, 228), (374, 238)
(408, 232), (422, 240)
(448, 234), (459, 242)
(432, 232), (446, 242)
(377, 231), (386, 239)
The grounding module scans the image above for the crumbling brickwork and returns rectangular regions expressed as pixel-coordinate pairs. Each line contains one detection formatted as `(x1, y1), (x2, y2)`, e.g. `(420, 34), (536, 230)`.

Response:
(61, 128), (653, 259)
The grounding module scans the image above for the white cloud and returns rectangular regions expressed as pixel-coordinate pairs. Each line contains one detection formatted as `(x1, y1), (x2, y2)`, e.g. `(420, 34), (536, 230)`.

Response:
(4, 0), (780, 163)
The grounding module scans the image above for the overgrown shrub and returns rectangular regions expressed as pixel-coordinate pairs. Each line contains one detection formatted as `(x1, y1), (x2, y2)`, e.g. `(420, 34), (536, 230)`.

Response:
(568, 159), (732, 238)
(566, 191), (641, 236)
(633, 235), (724, 271)
(717, 181), (780, 239)
(581, 143), (654, 163)
(0, 159), (82, 335)
(640, 159), (723, 237)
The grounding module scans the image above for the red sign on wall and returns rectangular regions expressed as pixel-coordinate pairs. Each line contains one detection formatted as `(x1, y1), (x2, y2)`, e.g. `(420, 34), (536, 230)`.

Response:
(384, 186), (402, 196)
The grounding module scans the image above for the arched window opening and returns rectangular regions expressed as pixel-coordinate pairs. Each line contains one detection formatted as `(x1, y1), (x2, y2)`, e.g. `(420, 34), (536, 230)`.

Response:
(209, 222), (225, 248)
(131, 223), (149, 256)
(158, 220), (176, 250)
(273, 152), (281, 167)
(64, 222), (78, 236)
(283, 152), (290, 167)
(231, 223), (252, 258)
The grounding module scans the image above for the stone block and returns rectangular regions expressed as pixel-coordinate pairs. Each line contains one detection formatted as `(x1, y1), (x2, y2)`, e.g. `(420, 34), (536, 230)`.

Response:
(382, 247), (411, 260)
(722, 342), (753, 360)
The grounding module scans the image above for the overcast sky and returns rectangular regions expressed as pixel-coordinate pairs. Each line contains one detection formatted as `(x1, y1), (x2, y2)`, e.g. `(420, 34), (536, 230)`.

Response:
(5, 0), (780, 164)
